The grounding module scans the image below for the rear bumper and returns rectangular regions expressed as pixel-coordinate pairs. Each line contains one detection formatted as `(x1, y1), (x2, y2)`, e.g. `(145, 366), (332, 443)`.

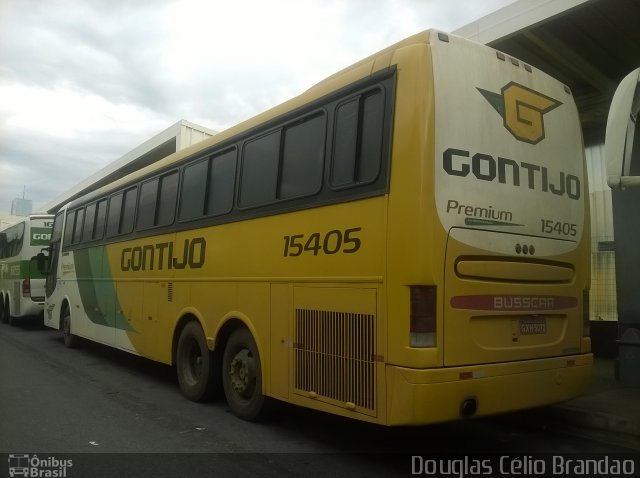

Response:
(385, 353), (592, 426)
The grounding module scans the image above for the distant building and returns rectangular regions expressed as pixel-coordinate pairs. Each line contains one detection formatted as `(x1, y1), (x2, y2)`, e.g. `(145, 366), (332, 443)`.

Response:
(11, 198), (32, 216)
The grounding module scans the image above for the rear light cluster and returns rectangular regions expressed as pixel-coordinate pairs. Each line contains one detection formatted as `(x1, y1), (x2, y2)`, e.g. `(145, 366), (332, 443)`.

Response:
(22, 279), (31, 298)
(410, 285), (437, 347)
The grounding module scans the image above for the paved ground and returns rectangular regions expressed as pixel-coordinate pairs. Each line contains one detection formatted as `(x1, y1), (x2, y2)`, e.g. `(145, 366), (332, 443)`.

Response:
(1, 320), (638, 477)
(545, 355), (640, 439)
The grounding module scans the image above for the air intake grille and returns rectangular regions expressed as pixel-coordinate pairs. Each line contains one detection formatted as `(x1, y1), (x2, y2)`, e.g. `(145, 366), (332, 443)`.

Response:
(167, 282), (173, 302)
(295, 309), (375, 412)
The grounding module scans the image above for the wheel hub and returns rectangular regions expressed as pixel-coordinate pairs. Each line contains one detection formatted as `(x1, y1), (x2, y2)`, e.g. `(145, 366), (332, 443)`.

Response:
(229, 349), (255, 397)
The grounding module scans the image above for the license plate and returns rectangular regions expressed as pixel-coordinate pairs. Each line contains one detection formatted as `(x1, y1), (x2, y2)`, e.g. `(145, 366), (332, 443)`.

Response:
(520, 316), (546, 335)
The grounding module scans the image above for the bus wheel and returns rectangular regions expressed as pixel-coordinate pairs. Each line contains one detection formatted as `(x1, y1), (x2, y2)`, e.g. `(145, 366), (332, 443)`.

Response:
(176, 321), (216, 402)
(0, 298), (6, 324)
(5, 301), (15, 326)
(222, 327), (265, 421)
(61, 310), (78, 348)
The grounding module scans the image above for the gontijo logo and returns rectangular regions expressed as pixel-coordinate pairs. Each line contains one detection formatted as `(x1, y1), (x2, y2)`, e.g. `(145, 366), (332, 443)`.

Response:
(477, 82), (562, 144)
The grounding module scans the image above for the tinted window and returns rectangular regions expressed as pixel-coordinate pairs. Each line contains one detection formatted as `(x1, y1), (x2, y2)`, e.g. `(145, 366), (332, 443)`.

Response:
(138, 179), (159, 230)
(51, 212), (64, 243)
(63, 212), (75, 245)
(156, 171), (178, 226)
(83, 203), (96, 242)
(106, 193), (123, 237)
(138, 172), (178, 229)
(120, 187), (137, 234)
(280, 113), (325, 199)
(72, 209), (85, 244)
(94, 199), (107, 240)
(331, 88), (384, 188)
(0, 223), (25, 258)
(332, 99), (358, 187)
(105, 187), (136, 236)
(207, 150), (236, 216)
(240, 131), (280, 207)
(179, 159), (208, 221)
(359, 91), (384, 183)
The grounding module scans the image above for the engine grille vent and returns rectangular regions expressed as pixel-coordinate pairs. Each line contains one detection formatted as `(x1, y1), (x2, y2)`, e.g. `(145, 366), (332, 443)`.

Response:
(294, 309), (375, 413)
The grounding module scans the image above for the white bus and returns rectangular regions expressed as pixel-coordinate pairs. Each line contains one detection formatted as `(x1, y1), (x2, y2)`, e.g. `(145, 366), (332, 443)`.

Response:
(0, 215), (54, 325)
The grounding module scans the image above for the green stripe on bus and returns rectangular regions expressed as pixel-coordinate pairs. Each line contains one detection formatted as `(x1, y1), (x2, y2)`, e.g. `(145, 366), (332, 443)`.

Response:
(74, 248), (133, 331)
(0, 259), (46, 280)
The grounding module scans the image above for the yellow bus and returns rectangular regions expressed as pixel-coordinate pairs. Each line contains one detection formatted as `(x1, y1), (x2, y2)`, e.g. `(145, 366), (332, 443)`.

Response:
(41, 30), (592, 425)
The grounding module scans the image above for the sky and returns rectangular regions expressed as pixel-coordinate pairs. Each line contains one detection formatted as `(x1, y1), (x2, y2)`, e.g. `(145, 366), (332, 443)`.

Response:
(0, 0), (516, 213)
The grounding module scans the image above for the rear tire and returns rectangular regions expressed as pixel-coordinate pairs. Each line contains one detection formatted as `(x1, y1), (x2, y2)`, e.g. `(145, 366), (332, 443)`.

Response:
(176, 321), (217, 401)
(5, 301), (15, 326)
(61, 309), (78, 348)
(222, 327), (265, 421)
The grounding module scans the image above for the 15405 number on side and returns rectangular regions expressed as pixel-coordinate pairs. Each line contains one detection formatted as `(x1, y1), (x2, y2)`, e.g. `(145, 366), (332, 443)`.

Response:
(283, 227), (362, 257)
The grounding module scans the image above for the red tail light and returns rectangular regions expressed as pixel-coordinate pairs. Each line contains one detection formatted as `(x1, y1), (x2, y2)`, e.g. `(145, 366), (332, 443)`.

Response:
(410, 285), (437, 347)
(22, 279), (31, 297)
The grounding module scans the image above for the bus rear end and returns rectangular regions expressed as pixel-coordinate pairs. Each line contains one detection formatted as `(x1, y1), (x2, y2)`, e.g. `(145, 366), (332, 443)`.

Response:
(24, 215), (54, 313)
(385, 31), (591, 425)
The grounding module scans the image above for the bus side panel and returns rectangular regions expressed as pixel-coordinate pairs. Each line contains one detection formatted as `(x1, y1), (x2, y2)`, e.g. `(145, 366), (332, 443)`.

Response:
(269, 283), (290, 400)
(385, 42), (442, 368)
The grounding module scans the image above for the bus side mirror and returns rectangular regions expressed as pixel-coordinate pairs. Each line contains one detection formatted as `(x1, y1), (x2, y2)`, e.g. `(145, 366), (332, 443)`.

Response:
(606, 67), (640, 190)
(32, 251), (49, 275)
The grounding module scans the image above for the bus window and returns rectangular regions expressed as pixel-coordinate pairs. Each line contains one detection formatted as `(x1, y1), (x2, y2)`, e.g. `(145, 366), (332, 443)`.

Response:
(179, 159), (208, 221)
(83, 203), (96, 242)
(72, 209), (85, 244)
(94, 199), (107, 240)
(207, 149), (236, 216)
(138, 178), (159, 230)
(137, 171), (178, 230)
(332, 89), (384, 188)
(280, 112), (325, 199)
(63, 211), (75, 246)
(120, 187), (137, 234)
(156, 171), (178, 226)
(106, 187), (137, 236)
(106, 193), (123, 237)
(240, 131), (280, 207)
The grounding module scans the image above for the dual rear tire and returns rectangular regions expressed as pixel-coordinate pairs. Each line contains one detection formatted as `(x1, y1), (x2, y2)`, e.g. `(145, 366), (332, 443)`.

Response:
(1, 299), (15, 326)
(176, 322), (265, 421)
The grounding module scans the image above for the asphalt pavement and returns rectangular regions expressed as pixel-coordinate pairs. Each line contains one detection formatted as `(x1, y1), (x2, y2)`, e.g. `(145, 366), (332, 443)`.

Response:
(543, 357), (640, 439)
